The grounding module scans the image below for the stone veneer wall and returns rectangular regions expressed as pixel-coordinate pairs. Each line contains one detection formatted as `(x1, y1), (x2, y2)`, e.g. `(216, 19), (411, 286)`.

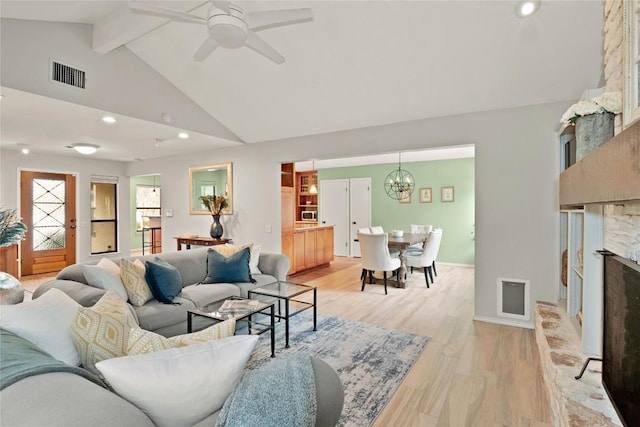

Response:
(603, 0), (640, 259)
(534, 302), (622, 427)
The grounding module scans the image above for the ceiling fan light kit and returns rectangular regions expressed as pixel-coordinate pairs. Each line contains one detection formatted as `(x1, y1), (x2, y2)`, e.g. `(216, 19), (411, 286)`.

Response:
(207, 5), (248, 48)
(129, 0), (313, 64)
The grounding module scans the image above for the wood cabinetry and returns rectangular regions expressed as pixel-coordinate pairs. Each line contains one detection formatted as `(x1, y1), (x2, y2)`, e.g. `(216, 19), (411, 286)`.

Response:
(292, 226), (334, 274)
(316, 226), (334, 265)
(281, 163), (296, 274)
(296, 171), (318, 221)
(0, 244), (20, 278)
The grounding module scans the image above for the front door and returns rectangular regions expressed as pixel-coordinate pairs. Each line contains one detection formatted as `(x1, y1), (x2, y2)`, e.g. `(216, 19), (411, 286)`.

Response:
(20, 171), (76, 275)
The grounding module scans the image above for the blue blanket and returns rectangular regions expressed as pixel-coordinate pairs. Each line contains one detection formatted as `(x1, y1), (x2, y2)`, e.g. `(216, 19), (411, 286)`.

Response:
(0, 328), (105, 390)
(216, 352), (317, 427)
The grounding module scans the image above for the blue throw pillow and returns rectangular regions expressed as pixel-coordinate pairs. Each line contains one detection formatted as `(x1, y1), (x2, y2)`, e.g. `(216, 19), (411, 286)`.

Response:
(203, 247), (255, 284)
(144, 257), (182, 304)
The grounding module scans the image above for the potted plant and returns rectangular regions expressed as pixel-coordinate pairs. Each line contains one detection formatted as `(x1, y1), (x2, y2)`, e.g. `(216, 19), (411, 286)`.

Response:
(561, 92), (622, 161)
(0, 207), (27, 304)
(199, 195), (228, 239)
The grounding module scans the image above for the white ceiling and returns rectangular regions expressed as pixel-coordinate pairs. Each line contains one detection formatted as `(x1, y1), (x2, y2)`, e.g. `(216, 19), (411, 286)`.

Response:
(0, 0), (604, 163)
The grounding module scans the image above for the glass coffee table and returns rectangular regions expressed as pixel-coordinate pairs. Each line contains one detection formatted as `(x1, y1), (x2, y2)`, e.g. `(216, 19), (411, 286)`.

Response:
(248, 281), (316, 348)
(187, 296), (275, 357)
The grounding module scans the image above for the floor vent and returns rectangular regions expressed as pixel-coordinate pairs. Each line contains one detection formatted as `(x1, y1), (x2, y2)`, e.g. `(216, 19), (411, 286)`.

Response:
(51, 61), (86, 89)
(497, 277), (530, 321)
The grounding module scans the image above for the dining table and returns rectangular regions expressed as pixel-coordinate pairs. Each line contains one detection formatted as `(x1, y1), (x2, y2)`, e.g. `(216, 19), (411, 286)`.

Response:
(387, 232), (430, 288)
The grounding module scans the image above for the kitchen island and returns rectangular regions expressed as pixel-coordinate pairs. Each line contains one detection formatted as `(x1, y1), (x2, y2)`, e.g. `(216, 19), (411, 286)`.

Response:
(292, 224), (334, 274)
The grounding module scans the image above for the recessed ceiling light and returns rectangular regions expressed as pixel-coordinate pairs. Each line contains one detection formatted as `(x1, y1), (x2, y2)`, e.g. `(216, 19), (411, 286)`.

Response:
(17, 143), (29, 155)
(178, 132), (189, 139)
(516, 0), (540, 18)
(102, 116), (116, 124)
(67, 143), (100, 155)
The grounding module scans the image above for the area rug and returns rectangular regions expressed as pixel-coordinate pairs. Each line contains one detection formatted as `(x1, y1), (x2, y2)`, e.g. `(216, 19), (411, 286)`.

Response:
(244, 311), (430, 427)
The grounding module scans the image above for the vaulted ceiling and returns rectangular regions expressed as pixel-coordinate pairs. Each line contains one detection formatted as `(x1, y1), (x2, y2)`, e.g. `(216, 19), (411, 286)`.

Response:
(0, 1), (604, 161)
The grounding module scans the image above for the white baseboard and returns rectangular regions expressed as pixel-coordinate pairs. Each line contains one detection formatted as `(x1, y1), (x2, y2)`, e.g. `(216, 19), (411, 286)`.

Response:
(437, 262), (474, 268)
(473, 315), (534, 330)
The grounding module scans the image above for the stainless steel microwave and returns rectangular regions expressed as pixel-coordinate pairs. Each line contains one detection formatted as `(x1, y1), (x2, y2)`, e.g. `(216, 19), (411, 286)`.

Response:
(301, 211), (317, 221)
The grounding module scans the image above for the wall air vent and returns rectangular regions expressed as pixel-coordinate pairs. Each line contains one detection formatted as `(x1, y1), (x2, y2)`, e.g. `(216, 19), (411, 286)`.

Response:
(497, 277), (530, 321)
(51, 61), (86, 89)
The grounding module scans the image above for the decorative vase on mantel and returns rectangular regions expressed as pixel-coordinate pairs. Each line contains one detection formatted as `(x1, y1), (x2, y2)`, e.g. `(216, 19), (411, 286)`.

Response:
(575, 112), (614, 161)
(210, 214), (223, 239)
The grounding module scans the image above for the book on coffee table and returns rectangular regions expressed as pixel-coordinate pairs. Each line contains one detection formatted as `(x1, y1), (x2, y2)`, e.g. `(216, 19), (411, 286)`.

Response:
(219, 299), (259, 313)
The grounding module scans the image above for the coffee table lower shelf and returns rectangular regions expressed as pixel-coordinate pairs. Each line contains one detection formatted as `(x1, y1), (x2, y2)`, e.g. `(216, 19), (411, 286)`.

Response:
(187, 298), (275, 358)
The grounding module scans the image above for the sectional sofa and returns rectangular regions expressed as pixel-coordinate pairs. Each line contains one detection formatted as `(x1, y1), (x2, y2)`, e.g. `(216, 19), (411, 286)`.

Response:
(33, 247), (289, 336)
(2, 247), (344, 426)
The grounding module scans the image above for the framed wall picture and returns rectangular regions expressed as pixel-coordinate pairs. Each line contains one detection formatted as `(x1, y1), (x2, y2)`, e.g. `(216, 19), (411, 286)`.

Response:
(399, 190), (411, 203)
(441, 186), (455, 202)
(419, 187), (432, 203)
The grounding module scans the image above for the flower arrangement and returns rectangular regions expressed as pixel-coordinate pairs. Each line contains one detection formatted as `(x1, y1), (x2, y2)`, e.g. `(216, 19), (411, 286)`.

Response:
(0, 208), (27, 247)
(561, 92), (622, 125)
(199, 195), (228, 216)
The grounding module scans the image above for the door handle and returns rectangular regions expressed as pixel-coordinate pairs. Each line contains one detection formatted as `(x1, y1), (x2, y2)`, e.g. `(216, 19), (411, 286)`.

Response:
(70, 225), (76, 229)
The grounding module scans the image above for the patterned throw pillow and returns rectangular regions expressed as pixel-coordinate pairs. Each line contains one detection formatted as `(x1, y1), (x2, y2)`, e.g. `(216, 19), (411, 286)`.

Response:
(70, 290), (138, 375)
(120, 258), (153, 306)
(127, 318), (236, 355)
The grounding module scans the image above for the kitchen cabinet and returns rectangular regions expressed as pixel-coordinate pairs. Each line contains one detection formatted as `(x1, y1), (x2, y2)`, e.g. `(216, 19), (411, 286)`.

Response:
(291, 226), (334, 274)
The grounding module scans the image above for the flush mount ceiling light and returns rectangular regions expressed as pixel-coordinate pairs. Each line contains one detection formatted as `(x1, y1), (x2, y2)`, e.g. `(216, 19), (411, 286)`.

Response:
(102, 115), (116, 124)
(384, 152), (415, 200)
(68, 143), (100, 155)
(516, 0), (540, 18)
(178, 132), (189, 139)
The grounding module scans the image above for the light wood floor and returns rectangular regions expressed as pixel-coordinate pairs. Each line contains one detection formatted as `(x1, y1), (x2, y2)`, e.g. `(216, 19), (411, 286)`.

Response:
(21, 257), (551, 426)
(290, 258), (552, 427)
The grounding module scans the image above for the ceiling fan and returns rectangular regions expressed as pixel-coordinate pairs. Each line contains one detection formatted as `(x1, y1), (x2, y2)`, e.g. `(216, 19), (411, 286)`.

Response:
(129, 1), (313, 64)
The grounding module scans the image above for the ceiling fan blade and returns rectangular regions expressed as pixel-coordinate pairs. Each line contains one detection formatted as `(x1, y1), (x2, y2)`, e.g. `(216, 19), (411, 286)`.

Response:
(248, 8), (313, 32)
(244, 32), (285, 64)
(212, 1), (230, 14)
(193, 37), (219, 62)
(129, 1), (206, 24)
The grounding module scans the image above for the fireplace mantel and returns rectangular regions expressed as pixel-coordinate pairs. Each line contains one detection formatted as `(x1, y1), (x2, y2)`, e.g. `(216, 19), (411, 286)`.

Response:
(560, 120), (640, 207)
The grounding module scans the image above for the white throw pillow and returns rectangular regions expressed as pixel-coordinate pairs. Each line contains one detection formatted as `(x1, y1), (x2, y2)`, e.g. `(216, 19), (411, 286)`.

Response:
(249, 244), (262, 275)
(0, 288), (81, 366)
(83, 258), (128, 301)
(96, 335), (258, 427)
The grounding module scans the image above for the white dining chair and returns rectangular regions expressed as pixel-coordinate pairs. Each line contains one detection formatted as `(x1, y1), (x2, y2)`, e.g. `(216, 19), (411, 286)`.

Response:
(408, 224), (433, 251)
(357, 232), (401, 295)
(405, 228), (442, 287)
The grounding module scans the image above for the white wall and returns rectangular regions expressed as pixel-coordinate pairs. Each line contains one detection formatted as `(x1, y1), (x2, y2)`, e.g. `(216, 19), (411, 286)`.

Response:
(122, 100), (568, 328)
(1, 100), (567, 327)
(0, 150), (130, 261)
(0, 18), (238, 141)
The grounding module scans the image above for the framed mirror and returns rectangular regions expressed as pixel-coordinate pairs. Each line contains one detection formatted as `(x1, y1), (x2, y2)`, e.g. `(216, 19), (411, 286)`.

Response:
(189, 162), (233, 215)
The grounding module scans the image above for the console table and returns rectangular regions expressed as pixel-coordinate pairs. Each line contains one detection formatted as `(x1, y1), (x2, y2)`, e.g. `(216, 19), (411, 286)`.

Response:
(175, 236), (231, 251)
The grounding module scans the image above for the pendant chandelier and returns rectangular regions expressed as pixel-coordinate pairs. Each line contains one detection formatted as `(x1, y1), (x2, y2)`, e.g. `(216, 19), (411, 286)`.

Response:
(384, 152), (415, 200)
(309, 161), (318, 194)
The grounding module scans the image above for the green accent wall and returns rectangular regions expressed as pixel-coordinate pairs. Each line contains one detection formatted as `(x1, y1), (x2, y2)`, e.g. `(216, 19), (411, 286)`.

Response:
(318, 157), (475, 265)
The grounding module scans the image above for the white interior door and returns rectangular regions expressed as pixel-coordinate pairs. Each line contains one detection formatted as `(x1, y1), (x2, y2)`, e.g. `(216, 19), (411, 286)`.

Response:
(349, 177), (371, 257)
(319, 179), (349, 256)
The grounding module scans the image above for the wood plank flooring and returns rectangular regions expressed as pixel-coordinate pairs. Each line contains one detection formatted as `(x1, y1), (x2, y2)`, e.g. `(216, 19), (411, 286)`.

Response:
(21, 257), (552, 426)
(290, 258), (551, 427)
